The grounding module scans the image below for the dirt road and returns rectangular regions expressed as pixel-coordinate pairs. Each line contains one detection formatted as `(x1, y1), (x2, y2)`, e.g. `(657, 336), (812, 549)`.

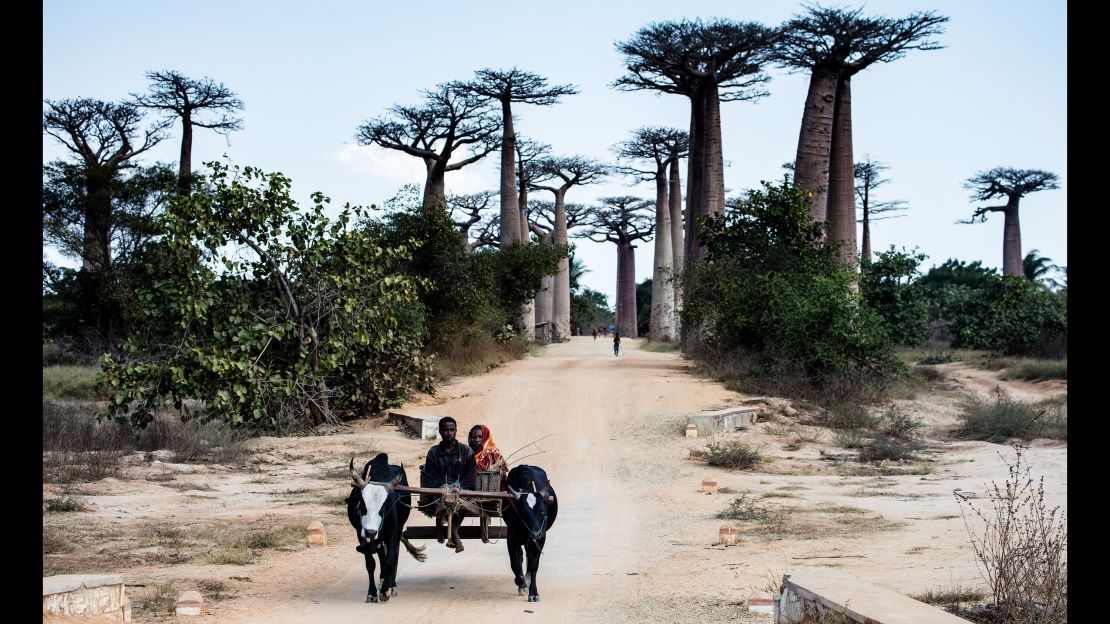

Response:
(47, 337), (1067, 622)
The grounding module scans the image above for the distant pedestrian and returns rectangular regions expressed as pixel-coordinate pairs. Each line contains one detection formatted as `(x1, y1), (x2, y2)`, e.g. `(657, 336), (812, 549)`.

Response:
(613, 332), (620, 356)
(592, 329), (598, 341)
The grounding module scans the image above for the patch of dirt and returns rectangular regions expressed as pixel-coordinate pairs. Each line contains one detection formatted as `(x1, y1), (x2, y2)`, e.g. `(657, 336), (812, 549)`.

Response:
(43, 338), (1066, 623)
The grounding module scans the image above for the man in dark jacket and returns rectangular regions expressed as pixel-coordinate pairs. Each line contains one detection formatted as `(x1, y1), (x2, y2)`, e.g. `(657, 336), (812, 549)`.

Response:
(420, 416), (476, 552)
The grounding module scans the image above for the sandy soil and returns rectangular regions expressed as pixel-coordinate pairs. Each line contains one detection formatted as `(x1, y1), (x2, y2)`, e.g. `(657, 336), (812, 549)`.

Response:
(43, 338), (1067, 622)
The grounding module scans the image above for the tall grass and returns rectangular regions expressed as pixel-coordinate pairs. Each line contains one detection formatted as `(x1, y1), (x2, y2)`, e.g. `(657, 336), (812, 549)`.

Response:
(43, 402), (251, 482)
(430, 334), (528, 381)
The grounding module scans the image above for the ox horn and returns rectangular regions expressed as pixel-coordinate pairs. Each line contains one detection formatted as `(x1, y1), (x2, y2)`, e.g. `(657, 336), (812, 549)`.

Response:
(538, 486), (550, 498)
(507, 485), (522, 498)
(349, 457), (367, 488)
(388, 470), (403, 490)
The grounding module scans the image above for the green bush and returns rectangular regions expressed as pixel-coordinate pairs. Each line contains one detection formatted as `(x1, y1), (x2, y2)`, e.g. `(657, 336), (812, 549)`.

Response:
(860, 247), (931, 346)
(717, 492), (771, 521)
(956, 391), (1067, 442)
(944, 276), (1066, 357)
(701, 440), (762, 470)
(825, 402), (876, 430)
(681, 180), (904, 403)
(877, 406), (924, 439)
(100, 163), (435, 431)
(859, 434), (923, 462)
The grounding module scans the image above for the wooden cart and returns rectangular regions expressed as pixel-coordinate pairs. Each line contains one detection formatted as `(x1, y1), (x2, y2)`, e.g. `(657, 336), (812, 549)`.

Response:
(398, 470), (511, 542)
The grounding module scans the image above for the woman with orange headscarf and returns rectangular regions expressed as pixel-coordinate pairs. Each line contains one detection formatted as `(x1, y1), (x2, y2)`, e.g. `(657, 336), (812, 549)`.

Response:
(468, 424), (505, 473)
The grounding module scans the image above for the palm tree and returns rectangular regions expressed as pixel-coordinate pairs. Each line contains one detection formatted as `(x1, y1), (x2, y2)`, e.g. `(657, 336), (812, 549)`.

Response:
(1023, 250), (1063, 289)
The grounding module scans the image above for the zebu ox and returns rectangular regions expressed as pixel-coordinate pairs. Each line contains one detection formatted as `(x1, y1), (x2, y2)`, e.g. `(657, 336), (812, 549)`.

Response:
(346, 454), (427, 603)
(504, 464), (558, 602)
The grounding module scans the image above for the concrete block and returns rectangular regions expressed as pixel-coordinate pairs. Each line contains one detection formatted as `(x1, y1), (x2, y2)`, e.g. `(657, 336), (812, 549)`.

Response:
(718, 523), (739, 546)
(175, 590), (203, 616)
(699, 478), (718, 494)
(685, 424), (698, 438)
(686, 406), (758, 437)
(775, 569), (970, 623)
(43, 575), (128, 620)
(388, 410), (442, 439)
(306, 520), (327, 546)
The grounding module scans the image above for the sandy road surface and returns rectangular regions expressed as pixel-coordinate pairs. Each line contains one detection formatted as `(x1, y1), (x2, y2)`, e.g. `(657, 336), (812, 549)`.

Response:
(46, 338), (1066, 623)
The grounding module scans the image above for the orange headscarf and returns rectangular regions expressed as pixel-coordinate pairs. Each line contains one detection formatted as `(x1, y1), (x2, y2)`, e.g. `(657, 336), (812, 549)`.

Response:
(473, 424), (503, 472)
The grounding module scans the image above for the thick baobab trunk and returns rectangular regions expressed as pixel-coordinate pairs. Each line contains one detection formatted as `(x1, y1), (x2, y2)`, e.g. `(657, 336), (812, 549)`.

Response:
(650, 174), (675, 341)
(83, 169), (112, 274)
(517, 183), (536, 338)
(534, 231), (553, 326)
(423, 159), (447, 207)
(669, 157), (684, 330)
(684, 95), (706, 264)
(793, 69), (839, 223)
(179, 116), (193, 195)
(616, 239), (638, 337)
(704, 82), (726, 220)
(499, 99), (521, 245)
(552, 191), (572, 342)
(1002, 201), (1022, 276)
(826, 75), (857, 271)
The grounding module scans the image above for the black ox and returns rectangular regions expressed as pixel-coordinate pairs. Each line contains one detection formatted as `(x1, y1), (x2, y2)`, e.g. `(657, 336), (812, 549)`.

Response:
(346, 453), (427, 603)
(504, 464), (558, 602)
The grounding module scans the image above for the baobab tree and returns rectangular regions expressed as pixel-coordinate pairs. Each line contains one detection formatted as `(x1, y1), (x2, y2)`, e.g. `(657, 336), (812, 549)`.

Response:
(854, 156), (907, 266)
(530, 156), (610, 342)
(133, 70), (244, 194)
(455, 68), (578, 246)
(614, 19), (777, 264)
(43, 98), (168, 273)
(961, 167), (1060, 277)
(578, 197), (654, 337)
(355, 83), (500, 207)
(447, 190), (496, 251)
(614, 127), (689, 341)
(515, 137), (552, 334)
(775, 5), (946, 268)
(529, 200), (589, 329)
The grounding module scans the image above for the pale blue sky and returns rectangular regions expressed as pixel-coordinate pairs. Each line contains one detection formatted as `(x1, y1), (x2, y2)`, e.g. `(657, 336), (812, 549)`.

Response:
(43, 1), (1067, 305)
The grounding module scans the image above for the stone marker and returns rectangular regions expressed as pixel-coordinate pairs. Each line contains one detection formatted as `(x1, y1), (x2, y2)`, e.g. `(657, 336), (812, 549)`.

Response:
(306, 520), (327, 546)
(175, 591), (203, 616)
(685, 424), (698, 438)
(718, 523), (739, 546)
(699, 478), (718, 494)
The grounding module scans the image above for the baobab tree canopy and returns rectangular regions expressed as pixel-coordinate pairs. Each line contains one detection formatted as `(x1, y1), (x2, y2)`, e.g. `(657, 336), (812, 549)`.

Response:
(613, 19), (777, 99)
(614, 18), (777, 266)
(133, 70), (244, 193)
(455, 68), (578, 246)
(43, 98), (169, 273)
(776, 5), (947, 223)
(355, 84), (500, 207)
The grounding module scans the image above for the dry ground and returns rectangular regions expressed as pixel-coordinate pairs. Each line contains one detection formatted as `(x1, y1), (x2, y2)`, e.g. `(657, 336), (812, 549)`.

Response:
(43, 338), (1067, 622)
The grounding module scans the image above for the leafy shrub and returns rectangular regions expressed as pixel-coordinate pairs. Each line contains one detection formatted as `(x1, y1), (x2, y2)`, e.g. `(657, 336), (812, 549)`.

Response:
(859, 434), (923, 462)
(717, 492), (770, 521)
(918, 352), (954, 365)
(956, 390), (1066, 442)
(860, 247), (931, 346)
(701, 440), (762, 470)
(947, 276), (1066, 357)
(825, 402), (876, 430)
(681, 180), (904, 404)
(877, 406), (924, 439)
